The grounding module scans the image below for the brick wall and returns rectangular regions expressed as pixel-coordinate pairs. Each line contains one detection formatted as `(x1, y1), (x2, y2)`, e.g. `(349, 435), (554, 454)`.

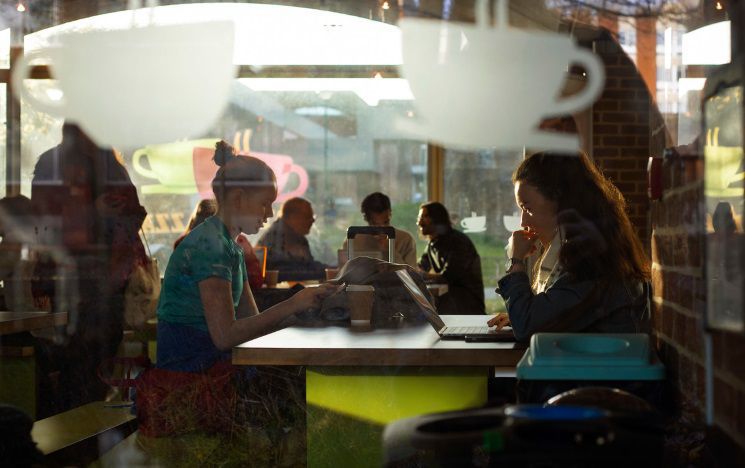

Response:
(590, 28), (745, 462)
(651, 153), (745, 464)
(590, 30), (657, 243)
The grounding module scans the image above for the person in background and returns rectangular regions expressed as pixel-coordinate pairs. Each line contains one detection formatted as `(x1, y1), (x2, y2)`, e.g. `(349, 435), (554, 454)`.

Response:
(340, 192), (417, 267)
(487, 151), (651, 342)
(257, 197), (327, 281)
(235, 233), (265, 291)
(173, 198), (218, 249)
(31, 122), (148, 414)
(156, 141), (337, 372)
(417, 201), (485, 315)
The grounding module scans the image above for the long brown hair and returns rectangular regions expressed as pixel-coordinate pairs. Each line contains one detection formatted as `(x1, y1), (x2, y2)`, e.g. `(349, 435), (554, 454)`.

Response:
(513, 151), (650, 283)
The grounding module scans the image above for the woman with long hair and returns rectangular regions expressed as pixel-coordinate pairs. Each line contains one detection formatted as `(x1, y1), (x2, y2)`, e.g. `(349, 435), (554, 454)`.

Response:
(488, 151), (651, 342)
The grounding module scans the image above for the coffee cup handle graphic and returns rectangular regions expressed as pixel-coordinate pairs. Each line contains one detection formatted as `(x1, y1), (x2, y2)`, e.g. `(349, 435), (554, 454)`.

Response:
(11, 49), (67, 116)
(280, 164), (309, 199)
(132, 149), (159, 181)
(544, 48), (605, 118)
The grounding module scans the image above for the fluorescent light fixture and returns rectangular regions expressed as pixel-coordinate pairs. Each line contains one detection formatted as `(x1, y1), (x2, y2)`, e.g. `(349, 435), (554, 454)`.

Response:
(294, 106), (344, 116)
(25, 3), (402, 66)
(238, 78), (414, 106)
(682, 21), (731, 65)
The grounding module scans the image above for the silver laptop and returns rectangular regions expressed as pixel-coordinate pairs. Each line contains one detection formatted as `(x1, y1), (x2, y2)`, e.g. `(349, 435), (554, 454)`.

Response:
(394, 270), (515, 342)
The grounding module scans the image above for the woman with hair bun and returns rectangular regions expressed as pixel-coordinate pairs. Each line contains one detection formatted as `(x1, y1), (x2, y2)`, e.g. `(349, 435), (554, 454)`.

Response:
(488, 151), (651, 342)
(156, 140), (337, 372)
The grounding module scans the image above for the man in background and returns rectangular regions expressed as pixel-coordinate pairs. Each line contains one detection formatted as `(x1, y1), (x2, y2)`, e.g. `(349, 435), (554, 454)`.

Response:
(418, 201), (485, 315)
(340, 192), (417, 267)
(258, 197), (326, 281)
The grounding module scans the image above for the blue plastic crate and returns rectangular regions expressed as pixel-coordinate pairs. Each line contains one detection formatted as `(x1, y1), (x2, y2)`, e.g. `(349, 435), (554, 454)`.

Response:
(516, 333), (665, 381)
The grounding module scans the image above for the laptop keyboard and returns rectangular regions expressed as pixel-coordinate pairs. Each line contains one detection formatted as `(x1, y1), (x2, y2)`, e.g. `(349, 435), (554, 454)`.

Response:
(444, 326), (493, 335)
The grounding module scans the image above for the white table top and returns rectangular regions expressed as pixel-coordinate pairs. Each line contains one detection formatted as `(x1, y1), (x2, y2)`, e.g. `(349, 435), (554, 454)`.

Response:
(233, 315), (525, 367)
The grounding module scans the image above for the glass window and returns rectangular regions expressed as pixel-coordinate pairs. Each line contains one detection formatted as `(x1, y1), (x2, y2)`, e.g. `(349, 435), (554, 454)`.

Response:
(17, 5), (422, 270)
(129, 78), (425, 268)
(444, 149), (524, 313)
(0, 28), (9, 69)
(20, 80), (64, 198)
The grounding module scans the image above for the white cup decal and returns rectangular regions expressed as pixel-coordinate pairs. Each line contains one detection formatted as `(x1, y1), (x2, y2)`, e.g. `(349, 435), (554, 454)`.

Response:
(461, 212), (487, 233)
(503, 213), (522, 232)
(398, 0), (605, 151)
(12, 19), (236, 148)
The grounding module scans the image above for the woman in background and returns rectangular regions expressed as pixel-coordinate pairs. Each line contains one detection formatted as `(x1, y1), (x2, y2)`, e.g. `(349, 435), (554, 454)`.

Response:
(488, 151), (651, 342)
(173, 198), (218, 249)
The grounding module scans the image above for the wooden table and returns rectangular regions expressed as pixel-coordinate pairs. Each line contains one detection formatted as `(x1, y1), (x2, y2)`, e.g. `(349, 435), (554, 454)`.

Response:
(0, 311), (68, 335)
(234, 315), (525, 467)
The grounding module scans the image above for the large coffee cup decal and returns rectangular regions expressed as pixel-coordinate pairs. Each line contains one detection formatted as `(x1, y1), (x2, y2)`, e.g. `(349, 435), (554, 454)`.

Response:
(193, 147), (309, 202)
(397, 0), (605, 151)
(133, 139), (219, 194)
(132, 139), (309, 201)
(12, 19), (236, 148)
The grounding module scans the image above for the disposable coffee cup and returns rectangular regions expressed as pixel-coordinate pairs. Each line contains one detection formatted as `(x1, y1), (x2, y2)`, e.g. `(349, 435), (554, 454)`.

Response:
(347, 285), (375, 328)
(264, 270), (279, 288)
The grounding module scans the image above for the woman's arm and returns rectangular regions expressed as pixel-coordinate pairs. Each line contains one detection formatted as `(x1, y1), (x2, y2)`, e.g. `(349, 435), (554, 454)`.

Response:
(235, 281), (259, 319)
(200, 279), (338, 351)
(496, 272), (596, 342)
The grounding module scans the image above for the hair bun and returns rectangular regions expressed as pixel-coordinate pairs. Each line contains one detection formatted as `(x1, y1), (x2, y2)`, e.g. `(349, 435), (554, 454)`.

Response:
(213, 140), (236, 167)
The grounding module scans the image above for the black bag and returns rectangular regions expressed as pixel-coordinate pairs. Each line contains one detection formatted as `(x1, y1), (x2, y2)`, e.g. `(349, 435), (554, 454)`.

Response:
(316, 256), (433, 327)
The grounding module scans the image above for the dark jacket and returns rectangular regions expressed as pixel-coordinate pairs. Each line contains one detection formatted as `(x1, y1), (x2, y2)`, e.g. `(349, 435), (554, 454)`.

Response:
(257, 218), (326, 281)
(419, 229), (485, 315)
(497, 270), (651, 342)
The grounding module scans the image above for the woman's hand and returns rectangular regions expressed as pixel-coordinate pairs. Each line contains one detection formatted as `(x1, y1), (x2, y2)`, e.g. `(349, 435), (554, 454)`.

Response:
(290, 283), (341, 312)
(487, 313), (511, 330)
(509, 229), (538, 259)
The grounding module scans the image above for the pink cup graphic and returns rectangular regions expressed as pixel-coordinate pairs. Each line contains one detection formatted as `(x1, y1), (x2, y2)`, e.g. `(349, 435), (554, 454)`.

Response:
(193, 147), (309, 202)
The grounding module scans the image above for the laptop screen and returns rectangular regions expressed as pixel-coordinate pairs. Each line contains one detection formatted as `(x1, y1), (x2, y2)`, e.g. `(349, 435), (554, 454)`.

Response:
(395, 269), (446, 331)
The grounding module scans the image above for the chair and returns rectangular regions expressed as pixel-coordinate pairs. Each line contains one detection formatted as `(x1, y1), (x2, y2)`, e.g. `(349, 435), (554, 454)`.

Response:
(346, 226), (396, 263)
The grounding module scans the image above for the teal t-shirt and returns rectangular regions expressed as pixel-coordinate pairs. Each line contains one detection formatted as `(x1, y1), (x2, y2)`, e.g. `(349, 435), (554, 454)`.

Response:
(157, 216), (246, 331)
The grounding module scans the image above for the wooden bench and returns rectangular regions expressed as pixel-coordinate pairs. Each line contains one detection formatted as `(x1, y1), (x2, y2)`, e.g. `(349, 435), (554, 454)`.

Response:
(31, 401), (137, 466)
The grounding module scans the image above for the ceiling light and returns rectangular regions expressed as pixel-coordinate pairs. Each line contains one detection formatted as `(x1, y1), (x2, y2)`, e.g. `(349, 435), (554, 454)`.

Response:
(239, 78), (414, 107)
